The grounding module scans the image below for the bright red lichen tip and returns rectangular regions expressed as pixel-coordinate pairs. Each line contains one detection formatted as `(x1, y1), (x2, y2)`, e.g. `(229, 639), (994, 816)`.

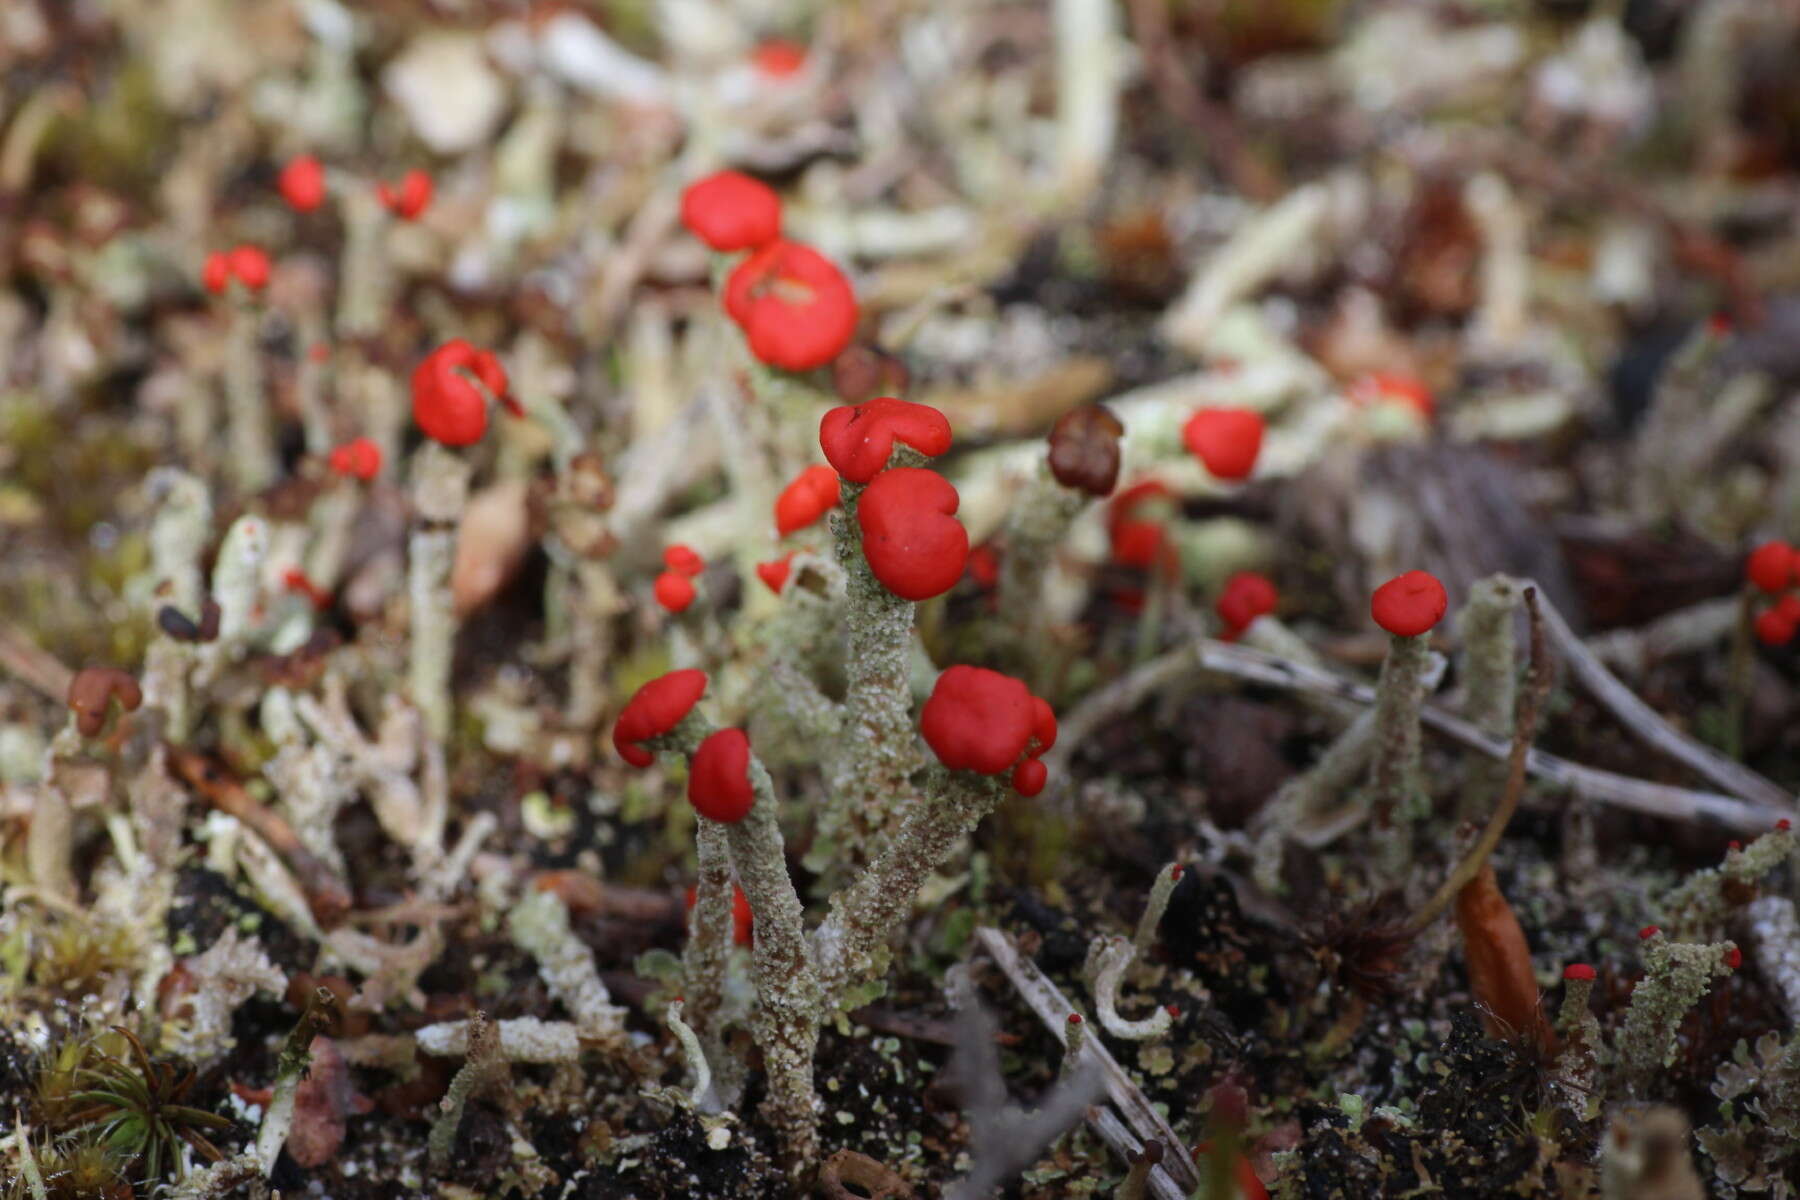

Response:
(1562, 963), (1595, 981)
(756, 552), (796, 595)
(327, 437), (382, 481)
(1754, 606), (1797, 648)
(613, 669), (707, 767)
(724, 240), (858, 372)
(1371, 570), (1448, 638)
(1638, 925), (1660, 940)
(1217, 572), (1278, 633)
(227, 245), (270, 291)
(920, 666), (1052, 795)
(1182, 408), (1264, 481)
(689, 728), (755, 823)
(819, 397), (953, 484)
(663, 545), (705, 577)
(1745, 540), (1795, 594)
(377, 169), (433, 221)
(856, 468), (969, 601)
(680, 170), (782, 253)
(775, 464), (842, 535)
(278, 154), (326, 213)
(1779, 819), (1793, 832)
(752, 39), (807, 79)
(1725, 946), (1742, 970)
(1349, 372), (1435, 420)
(410, 340), (513, 446)
(654, 572), (697, 613)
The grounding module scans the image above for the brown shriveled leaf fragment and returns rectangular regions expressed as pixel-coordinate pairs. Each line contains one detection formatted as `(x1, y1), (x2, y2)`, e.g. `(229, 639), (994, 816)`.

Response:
(66, 665), (142, 737)
(1047, 402), (1124, 497)
(285, 1035), (371, 1168)
(1455, 863), (1553, 1056)
(451, 479), (533, 618)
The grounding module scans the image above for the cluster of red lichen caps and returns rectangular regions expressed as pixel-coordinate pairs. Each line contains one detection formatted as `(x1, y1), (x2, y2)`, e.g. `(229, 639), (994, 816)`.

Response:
(1746, 539), (1800, 647)
(679, 170), (859, 371)
(410, 339), (515, 446)
(812, 397), (969, 600)
(919, 666), (1056, 796)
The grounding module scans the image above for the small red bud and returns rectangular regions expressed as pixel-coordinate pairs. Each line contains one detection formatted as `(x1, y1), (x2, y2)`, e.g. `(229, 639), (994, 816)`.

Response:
(654, 571), (697, 613)
(278, 154), (327, 212)
(1638, 925), (1660, 940)
(377, 169), (433, 221)
(662, 545), (705, 577)
(1725, 946), (1743, 970)
(1562, 963), (1596, 981)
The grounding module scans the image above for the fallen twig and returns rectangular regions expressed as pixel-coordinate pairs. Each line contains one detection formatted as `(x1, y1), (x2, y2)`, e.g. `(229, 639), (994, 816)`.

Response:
(973, 926), (1198, 1197)
(1046, 635), (1794, 833)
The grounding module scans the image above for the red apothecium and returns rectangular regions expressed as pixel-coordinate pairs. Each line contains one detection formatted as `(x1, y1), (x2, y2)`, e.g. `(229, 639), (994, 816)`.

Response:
(613, 670), (707, 767)
(724, 240), (858, 372)
(681, 170), (782, 253)
(856, 468), (968, 601)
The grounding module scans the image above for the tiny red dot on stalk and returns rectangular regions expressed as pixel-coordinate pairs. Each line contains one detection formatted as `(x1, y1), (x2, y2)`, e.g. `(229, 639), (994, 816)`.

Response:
(1779, 819), (1793, 831)
(654, 571), (696, 613)
(1165, 1005), (1180, 1018)
(1371, 570), (1448, 638)
(1067, 1013), (1082, 1025)
(688, 728), (755, 823)
(680, 170), (782, 252)
(1170, 864), (1184, 881)
(278, 154), (326, 212)
(613, 669), (708, 767)
(1639, 925), (1660, 940)
(663, 545), (705, 577)
(1563, 963), (1596, 981)
(1725, 946), (1742, 970)
(756, 552), (796, 595)
(377, 169), (433, 221)
(774, 464), (841, 535)
(1728, 840), (1741, 852)
(1182, 407), (1263, 481)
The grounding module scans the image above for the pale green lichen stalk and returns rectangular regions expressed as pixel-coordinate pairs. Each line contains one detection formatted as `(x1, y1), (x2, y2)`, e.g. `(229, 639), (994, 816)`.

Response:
(1616, 932), (1737, 1088)
(408, 442), (471, 742)
(1370, 630), (1433, 874)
